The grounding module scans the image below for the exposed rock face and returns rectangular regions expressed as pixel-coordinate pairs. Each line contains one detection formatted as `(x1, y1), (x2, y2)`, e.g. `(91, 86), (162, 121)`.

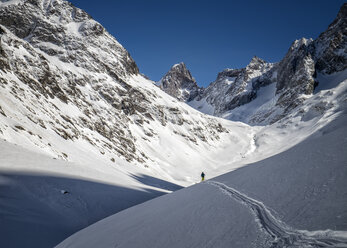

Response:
(314, 3), (347, 74)
(158, 62), (201, 102)
(0, 0), (139, 79)
(181, 3), (347, 124)
(0, 0), (230, 165)
(199, 56), (276, 115)
(273, 38), (316, 120)
(277, 38), (315, 94)
(270, 4), (346, 122)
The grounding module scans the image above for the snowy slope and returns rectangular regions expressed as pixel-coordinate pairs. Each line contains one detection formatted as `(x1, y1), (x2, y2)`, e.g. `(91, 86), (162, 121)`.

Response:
(57, 95), (347, 248)
(0, 0), (256, 187)
(0, 140), (175, 248)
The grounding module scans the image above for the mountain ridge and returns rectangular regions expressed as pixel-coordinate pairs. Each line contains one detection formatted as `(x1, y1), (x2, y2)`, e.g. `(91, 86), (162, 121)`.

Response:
(161, 3), (346, 125)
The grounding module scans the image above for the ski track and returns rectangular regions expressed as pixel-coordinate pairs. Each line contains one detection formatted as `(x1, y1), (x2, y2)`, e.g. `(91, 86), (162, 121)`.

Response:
(207, 181), (347, 248)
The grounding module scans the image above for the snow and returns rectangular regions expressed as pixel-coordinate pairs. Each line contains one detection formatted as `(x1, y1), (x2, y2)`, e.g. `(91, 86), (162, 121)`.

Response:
(225, 76), (236, 85)
(315, 70), (347, 92)
(1, 47), (346, 245)
(222, 82), (278, 123)
(54, 72), (347, 247)
(292, 38), (314, 50)
(0, 140), (174, 248)
(2, 70), (345, 247)
(56, 109), (347, 248)
(187, 97), (215, 116)
(126, 74), (261, 185)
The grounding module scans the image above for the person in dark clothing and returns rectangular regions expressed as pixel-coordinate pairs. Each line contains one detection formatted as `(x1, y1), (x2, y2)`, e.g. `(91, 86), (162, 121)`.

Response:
(201, 172), (205, 181)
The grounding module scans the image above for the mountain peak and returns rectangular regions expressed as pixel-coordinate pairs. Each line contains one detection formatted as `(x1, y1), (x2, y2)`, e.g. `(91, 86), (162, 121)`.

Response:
(172, 62), (186, 68)
(169, 62), (191, 76)
(290, 38), (313, 52)
(216, 68), (243, 81)
(158, 63), (201, 102)
(249, 56), (266, 65)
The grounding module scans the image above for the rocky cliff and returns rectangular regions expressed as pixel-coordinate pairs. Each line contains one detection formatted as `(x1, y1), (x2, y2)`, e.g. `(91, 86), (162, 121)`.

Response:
(173, 4), (347, 125)
(199, 56), (276, 116)
(157, 62), (201, 102)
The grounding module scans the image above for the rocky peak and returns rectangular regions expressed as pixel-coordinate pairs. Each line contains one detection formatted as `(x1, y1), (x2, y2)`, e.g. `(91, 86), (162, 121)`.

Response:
(169, 62), (195, 84)
(247, 56), (267, 70)
(276, 38), (315, 94)
(155, 6), (345, 126)
(216, 68), (243, 81)
(290, 38), (314, 51)
(197, 56), (275, 116)
(158, 62), (201, 102)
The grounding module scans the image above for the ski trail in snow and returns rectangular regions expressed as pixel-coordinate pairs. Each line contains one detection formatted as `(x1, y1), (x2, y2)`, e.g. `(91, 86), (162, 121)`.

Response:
(207, 181), (347, 248)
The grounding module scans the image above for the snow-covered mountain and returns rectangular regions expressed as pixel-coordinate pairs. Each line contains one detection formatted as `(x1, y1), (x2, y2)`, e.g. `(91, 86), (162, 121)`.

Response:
(189, 56), (276, 118)
(157, 62), (202, 102)
(177, 4), (347, 125)
(0, 0), (272, 246)
(57, 65), (347, 247)
(0, 0), (346, 247)
(0, 0), (245, 178)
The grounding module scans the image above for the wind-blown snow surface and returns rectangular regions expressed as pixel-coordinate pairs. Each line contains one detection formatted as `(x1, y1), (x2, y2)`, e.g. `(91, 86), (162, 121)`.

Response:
(57, 107), (347, 248)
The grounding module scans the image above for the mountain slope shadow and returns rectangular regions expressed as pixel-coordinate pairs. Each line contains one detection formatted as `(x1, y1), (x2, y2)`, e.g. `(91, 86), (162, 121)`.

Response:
(0, 172), (166, 248)
(129, 173), (184, 191)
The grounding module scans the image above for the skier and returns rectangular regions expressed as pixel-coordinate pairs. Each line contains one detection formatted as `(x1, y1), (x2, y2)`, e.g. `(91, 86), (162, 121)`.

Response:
(201, 172), (205, 182)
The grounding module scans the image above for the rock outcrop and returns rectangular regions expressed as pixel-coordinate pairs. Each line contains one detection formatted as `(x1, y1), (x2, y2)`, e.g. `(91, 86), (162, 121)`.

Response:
(157, 62), (201, 102)
(314, 3), (347, 74)
(200, 56), (275, 116)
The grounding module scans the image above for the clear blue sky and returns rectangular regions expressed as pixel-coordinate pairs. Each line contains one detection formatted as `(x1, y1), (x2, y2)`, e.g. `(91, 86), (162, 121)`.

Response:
(69, 0), (344, 87)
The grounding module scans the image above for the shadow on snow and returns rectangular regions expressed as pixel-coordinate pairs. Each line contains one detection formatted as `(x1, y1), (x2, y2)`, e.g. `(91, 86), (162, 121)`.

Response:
(129, 173), (184, 191)
(0, 171), (176, 248)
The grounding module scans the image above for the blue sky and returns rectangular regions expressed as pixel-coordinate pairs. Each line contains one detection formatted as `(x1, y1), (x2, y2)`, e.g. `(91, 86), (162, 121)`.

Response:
(69, 0), (344, 87)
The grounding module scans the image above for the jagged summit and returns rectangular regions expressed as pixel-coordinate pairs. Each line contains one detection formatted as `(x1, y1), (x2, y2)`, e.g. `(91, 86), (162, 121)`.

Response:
(172, 62), (186, 68)
(290, 38), (313, 51)
(248, 56), (266, 66)
(215, 56), (267, 82)
(215, 68), (242, 82)
(188, 55), (275, 118)
(158, 62), (201, 102)
(187, 4), (347, 124)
